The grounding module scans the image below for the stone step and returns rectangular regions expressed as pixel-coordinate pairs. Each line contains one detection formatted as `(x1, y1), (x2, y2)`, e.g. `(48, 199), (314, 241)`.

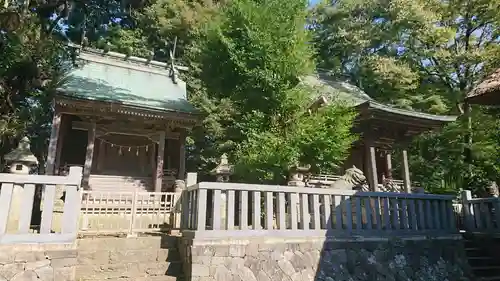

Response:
(89, 179), (153, 184)
(75, 262), (183, 280)
(465, 247), (486, 257)
(479, 277), (500, 281)
(88, 183), (151, 188)
(468, 256), (500, 267)
(89, 178), (154, 184)
(82, 276), (182, 281)
(472, 266), (500, 277)
(464, 246), (500, 259)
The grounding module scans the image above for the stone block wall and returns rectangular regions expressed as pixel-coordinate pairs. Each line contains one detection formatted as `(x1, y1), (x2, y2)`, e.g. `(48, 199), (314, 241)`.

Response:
(0, 244), (77, 281)
(76, 236), (182, 281)
(180, 236), (473, 281)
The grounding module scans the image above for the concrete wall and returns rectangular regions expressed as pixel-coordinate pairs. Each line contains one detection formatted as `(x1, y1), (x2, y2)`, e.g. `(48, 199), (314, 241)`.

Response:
(0, 244), (77, 281)
(180, 235), (473, 281)
(75, 236), (182, 281)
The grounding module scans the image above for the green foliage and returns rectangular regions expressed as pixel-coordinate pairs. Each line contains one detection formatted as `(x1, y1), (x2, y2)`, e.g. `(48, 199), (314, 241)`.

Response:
(311, 0), (500, 194)
(406, 110), (500, 195)
(0, 9), (69, 167)
(189, 0), (356, 183)
(58, 0), (357, 183)
(234, 90), (357, 184)
(311, 0), (500, 112)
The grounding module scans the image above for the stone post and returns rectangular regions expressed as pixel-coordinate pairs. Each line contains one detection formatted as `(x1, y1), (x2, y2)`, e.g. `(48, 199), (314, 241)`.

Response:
(172, 179), (186, 230)
(461, 190), (473, 231)
(210, 154), (233, 229)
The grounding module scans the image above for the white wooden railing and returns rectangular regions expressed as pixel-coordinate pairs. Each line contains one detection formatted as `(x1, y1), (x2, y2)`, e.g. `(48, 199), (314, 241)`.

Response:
(0, 167), (82, 244)
(79, 190), (181, 235)
(181, 182), (457, 238)
(459, 190), (500, 233)
(78, 173), (198, 235)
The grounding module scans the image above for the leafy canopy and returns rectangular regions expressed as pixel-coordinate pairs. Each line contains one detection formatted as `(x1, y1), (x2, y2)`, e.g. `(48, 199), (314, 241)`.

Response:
(311, 0), (500, 193)
(193, 0), (357, 183)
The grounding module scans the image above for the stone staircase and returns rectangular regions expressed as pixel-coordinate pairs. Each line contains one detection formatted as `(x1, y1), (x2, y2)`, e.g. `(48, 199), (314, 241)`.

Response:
(88, 175), (153, 192)
(88, 175), (176, 193)
(76, 235), (184, 281)
(463, 233), (500, 281)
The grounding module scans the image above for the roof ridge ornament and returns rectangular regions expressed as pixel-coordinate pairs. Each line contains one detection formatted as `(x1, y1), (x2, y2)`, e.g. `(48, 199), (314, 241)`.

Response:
(168, 36), (189, 84)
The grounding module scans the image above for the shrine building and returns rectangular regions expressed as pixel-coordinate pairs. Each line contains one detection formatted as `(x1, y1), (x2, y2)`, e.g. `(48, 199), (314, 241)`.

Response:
(45, 47), (201, 192)
(304, 73), (458, 192)
(45, 48), (458, 193)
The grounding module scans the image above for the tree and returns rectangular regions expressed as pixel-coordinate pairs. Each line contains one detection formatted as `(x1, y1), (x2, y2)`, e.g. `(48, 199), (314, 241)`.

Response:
(0, 3), (71, 169)
(194, 0), (357, 183)
(312, 0), (500, 110)
(310, 0), (500, 193)
(93, 0), (357, 183)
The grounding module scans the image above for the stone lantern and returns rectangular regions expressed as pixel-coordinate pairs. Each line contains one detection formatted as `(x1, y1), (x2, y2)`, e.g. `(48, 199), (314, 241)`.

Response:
(4, 137), (38, 174)
(4, 137), (41, 229)
(210, 154), (234, 229)
(287, 164), (311, 187)
(210, 154), (233, 182)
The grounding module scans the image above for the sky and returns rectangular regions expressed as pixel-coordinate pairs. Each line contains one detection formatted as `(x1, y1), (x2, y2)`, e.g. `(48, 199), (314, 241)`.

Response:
(309, 0), (320, 6)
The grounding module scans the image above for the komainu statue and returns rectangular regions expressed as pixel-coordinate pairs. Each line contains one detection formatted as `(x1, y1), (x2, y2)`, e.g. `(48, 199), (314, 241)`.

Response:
(487, 181), (499, 198)
(329, 166), (369, 191)
(380, 175), (400, 192)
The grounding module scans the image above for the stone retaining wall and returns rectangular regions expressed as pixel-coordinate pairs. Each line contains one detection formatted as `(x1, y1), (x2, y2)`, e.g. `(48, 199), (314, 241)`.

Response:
(180, 235), (473, 281)
(76, 236), (182, 281)
(0, 244), (77, 281)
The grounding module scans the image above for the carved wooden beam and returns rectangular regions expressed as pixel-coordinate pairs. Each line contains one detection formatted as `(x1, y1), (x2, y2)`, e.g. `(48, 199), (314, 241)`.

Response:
(55, 97), (200, 128)
(72, 121), (180, 140)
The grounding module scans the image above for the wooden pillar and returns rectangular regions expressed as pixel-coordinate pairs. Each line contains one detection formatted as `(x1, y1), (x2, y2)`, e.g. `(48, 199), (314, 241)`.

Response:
(178, 130), (186, 180)
(54, 114), (68, 175)
(140, 145), (146, 174)
(385, 152), (392, 178)
(82, 122), (96, 189)
(155, 131), (166, 193)
(365, 142), (379, 191)
(150, 141), (157, 190)
(46, 112), (62, 175)
(401, 149), (411, 193)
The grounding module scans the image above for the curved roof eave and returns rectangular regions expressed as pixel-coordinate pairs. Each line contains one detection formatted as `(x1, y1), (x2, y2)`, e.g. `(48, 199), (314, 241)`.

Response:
(366, 101), (458, 123)
(303, 74), (457, 123)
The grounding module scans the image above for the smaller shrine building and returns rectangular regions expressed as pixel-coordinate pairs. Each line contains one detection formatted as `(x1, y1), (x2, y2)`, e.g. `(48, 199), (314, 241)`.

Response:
(304, 73), (458, 191)
(45, 47), (201, 192)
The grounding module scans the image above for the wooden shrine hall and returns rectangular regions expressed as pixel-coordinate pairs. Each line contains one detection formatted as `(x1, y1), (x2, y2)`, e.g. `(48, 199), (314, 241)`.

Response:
(45, 48), (200, 192)
(304, 73), (458, 192)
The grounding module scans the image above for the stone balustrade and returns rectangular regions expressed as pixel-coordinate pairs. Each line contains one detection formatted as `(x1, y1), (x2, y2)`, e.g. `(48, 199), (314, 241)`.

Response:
(181, 182), (457, 239)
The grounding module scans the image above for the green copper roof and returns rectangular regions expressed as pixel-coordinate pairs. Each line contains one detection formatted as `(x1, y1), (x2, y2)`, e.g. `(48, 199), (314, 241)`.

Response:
(302, 74), (372, 106)
(57, 49), (198, 114)
(303, 74), (457, 122)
